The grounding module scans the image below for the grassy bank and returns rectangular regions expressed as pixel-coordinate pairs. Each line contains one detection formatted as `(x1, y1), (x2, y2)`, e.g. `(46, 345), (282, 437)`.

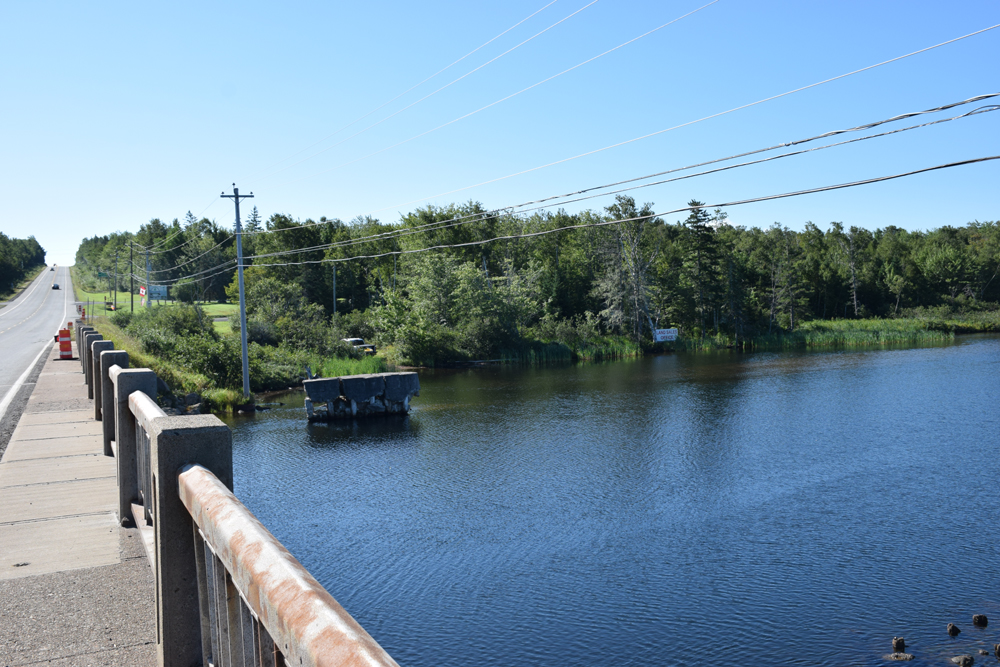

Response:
(88, 308), (392, 414)
(88, 316), (246, 413)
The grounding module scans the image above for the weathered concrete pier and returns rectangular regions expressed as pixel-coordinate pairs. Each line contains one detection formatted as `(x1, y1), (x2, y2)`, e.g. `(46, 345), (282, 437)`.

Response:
(303, 372), (420, 421)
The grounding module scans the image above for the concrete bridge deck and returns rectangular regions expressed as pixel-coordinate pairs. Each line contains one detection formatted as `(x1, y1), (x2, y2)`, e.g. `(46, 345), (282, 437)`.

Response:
(0, 342), (155, 666)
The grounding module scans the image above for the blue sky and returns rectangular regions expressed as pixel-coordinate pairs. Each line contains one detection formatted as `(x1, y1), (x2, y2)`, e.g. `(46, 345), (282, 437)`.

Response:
(1, 0), (997, 265)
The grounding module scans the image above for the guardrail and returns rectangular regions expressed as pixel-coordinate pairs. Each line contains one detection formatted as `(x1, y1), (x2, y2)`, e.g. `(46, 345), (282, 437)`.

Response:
(85, 322), (399, 667)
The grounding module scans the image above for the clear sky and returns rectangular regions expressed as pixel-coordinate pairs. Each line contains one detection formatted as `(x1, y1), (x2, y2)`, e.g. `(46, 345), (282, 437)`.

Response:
(1, 0), (997, 265)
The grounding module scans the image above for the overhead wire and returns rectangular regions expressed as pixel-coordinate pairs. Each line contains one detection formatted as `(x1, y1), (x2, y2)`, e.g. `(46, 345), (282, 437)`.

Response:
(257, 0), (597, 183)
(278, 0), (720, 188)
(239, 92), (998, 255)
(351, 22), (1000, 217)
(145, 234), (236, 274)
(134, 148), (1000, 285)
(244, 155), (1000, 268)
(243, 0), (561, 184)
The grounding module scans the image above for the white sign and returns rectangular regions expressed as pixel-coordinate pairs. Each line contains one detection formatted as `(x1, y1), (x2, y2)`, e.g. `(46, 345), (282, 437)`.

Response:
(654, 328), (678, 342)
(148, 285), (168, 299)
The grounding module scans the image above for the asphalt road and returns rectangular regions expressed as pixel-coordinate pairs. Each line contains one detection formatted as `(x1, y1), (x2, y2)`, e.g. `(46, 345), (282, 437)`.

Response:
(0, 265), (74, 446)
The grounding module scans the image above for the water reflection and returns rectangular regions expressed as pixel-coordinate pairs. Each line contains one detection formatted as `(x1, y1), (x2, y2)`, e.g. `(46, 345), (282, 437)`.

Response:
(228, 336), (1000, 667)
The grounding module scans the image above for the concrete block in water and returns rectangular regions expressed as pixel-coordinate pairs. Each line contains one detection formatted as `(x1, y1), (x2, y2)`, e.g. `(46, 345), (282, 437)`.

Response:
(303, 371), (419, 420)
(341, 374), (385, 402)
(384, 372), (420, 401)
(302, 377), (342, 403)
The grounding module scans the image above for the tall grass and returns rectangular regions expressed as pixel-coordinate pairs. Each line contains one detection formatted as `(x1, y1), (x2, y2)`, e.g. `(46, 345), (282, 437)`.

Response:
(499, 342), (573, 365)
(575, 336), (642, 361)
(681, 319), (957, 352)
(793, 319), (955, 348)
(497, 336), (641, 364)
(319, 355), (389, 377)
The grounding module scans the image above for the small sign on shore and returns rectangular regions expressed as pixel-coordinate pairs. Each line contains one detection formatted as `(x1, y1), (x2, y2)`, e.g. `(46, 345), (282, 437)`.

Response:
(654, 328), (678, 342)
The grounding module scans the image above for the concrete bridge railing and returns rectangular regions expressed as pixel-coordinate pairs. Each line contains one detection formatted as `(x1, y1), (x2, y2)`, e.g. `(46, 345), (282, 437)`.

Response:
(78, 321), (400, 667)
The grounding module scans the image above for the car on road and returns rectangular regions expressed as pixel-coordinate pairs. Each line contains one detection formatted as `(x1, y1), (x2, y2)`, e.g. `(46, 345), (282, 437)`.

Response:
(50, 267), (54, 271)
(51, 283), (59, 290)
(342, 337), (376, 355)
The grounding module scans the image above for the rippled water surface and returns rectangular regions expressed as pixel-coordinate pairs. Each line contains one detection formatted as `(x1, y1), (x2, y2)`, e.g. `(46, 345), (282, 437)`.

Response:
(224, 336), (1000, 666)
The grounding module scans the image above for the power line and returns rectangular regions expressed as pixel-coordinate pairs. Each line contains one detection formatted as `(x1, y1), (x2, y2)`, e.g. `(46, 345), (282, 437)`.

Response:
(238, 92), (998, 257)
(245, 0), (566, 183)
(130, 90), (999, 285)
(264, 0), (599, 181)
(133, 152), (1000, 286)
(145, 234), (235, 274)
(282, 102), (1000, 257)
(279, 0), (720, 188)
(146, 259), (238, 285)
(354, 22), (1000, 217)
(243, 155), (1000, 268)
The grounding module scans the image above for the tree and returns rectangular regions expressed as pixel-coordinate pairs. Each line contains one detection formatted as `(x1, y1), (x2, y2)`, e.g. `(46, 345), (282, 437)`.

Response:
(680, 200), (721, 339)
(592, 196), (661, 343)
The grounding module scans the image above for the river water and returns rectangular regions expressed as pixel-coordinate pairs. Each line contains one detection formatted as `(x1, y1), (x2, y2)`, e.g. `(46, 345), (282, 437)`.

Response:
(224, 336), (1000, 667)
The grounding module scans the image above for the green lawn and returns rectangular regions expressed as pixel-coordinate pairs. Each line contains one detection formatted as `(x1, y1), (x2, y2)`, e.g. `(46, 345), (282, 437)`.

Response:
(200, 303), (238, 317)
(72, 269), (238, 318)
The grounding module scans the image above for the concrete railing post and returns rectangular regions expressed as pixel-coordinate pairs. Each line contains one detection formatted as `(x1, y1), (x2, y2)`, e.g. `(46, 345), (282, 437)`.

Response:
(83, 332), (103, 398)
(91, 340), (114, 420)
(99, 350), (128, 455)
(78, 326), (94, 375)
(113, 369), (157, 525)
(149, 414), (232, 667)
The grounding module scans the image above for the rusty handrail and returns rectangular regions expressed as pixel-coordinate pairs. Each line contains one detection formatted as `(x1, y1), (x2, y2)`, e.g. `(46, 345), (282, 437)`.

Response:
(178, 464), (399, 667)
(128, 391), (165, 434)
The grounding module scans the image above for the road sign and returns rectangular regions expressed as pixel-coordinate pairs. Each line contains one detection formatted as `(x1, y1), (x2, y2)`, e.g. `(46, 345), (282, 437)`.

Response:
(97, 271), (108, 278)
(654, 328), (678, 342)
(148, 285), (167, 299)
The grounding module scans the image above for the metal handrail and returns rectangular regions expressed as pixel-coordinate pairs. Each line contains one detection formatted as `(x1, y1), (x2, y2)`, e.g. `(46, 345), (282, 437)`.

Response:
(178, 464), (399, 667)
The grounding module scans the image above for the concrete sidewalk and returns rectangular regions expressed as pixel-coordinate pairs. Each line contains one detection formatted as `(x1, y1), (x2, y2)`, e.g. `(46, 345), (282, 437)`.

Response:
(0, 343), (155, 666)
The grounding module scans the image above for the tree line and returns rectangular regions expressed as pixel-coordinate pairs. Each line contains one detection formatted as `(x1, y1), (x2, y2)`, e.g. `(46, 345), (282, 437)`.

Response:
(1, 233), (46, 294)
(76, 197), (999, 365)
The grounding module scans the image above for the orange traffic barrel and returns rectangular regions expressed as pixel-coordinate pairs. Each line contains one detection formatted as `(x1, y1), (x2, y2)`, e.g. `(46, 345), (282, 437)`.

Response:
(58, 329), (73, 359)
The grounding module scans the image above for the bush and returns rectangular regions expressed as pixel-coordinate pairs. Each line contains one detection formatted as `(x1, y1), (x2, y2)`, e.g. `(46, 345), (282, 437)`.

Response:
(394, 323), (464, 367)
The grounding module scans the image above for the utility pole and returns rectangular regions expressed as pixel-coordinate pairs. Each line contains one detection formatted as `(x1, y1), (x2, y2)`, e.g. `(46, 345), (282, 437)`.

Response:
(145, 250), (151, 308)
(332, 265), (336, 316)
(130, 243), (134, 312)
(114, 251), (118, 312)
(222, 184), (253, 398)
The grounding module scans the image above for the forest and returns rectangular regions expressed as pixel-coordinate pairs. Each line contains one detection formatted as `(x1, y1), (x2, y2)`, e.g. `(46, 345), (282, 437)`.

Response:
(0, 233), (46, 295)
(74, 197), (1000, 391)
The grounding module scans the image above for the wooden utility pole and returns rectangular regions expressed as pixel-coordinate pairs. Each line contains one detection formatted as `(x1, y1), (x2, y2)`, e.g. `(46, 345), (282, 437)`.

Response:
(221, 184), (254, 398)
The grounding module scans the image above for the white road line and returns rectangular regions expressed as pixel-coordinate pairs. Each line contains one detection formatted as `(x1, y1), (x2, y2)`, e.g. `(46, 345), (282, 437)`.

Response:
(0, 342), (49, 426)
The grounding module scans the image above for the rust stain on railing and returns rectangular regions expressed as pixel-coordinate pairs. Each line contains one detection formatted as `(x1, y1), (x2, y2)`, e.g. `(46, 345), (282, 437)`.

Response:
(178, 464), (399, 667)
(129, 391), (165, 433)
